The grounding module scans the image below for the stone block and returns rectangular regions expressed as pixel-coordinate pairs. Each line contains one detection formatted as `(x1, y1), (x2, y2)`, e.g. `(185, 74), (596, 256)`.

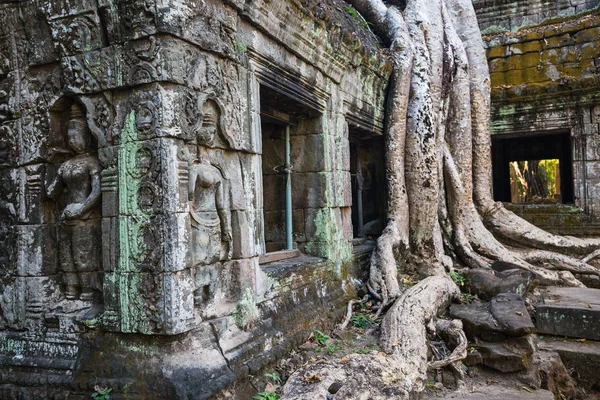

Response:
(162, 269), (196, 334)
(332, 171), (352, 208)
(293, 172), (330, 209)
(162, 212), (191, 272)
(156, 0), (237, 58)
(16, 224), (57, 277)
(450, 294), (535, 340)
(232, 210), (257, 259)
(290, 134), (326, 172)
(476, 341), (531, 372)
(490, 293), (536, 336)
(340, 206), (353, 240)
(18, 4), (58, 66)
(98, 0), (157, 43)
(539, 337), (600, 390)
(47, 11), (105, 57)
(535, 286), (600, 340)
(263, 210), (285, 243)
(464, 268), (534, 301)
(291, 208), (306, 243)
(101, 217), (117, 273)
(262, 174), (285, 211)
(103, 271), (195, 334)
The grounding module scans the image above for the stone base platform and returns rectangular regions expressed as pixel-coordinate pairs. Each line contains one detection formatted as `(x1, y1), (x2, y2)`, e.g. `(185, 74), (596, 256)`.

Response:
(539, 336), (600, 391)
(534, 286), (600, 340)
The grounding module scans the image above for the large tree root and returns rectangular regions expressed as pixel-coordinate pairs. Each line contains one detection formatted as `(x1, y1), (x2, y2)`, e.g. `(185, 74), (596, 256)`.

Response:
(282, 276), (464, 399)
(291, 0), (600, 398)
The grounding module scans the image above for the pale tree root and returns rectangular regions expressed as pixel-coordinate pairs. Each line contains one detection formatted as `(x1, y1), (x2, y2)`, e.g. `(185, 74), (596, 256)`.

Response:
(282, 275), (466, 400)
(428, 319), (468, 390)
(428, 319), (467, 370)
(379, 275), (463, 396)
(336, 295), (369, 332)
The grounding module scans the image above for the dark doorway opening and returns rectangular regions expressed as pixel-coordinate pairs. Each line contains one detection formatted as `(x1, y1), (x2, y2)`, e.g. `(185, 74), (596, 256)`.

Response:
(491, 132), (573, 204)
(349, 130), (386, 238)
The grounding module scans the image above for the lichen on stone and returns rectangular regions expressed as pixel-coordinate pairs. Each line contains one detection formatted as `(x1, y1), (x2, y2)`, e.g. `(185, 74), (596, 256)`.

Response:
(233, 288), (260, 329)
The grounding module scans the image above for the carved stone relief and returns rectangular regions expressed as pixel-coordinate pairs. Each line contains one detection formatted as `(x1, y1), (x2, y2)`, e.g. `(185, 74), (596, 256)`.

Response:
(46, 103), (102, 303)
(188, 99), (232, 267)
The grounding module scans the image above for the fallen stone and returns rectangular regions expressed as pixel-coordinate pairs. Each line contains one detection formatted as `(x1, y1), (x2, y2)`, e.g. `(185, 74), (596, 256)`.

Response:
(463, 269), (500, 301)
(464, 269), (535, 301)
(490, 293), (535, 337)
(535, 286), (600, 340)
(539, 337), (600, 390)
(521, 350), (578, 399)
(490, 260), (524, 273)
(449, 302), (501, 340)
(449, 293), (534, 340)
(474, 340), (532, 373)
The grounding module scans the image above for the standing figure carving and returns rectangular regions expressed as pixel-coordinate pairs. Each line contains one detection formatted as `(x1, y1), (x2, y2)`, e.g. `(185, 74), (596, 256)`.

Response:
(189, 100), (232, 266)
(47, 103), (102, 302)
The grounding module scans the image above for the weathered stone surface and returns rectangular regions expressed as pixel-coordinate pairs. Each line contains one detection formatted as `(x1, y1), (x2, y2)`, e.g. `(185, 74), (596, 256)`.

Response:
(449, 294), (535, 339)
(539, 337), (600, 390)
(467, 339), (533, 373)
(535, 286), (600, 340)
(450, 302), (501, 340)
(490, 293), (536, 336)
(440, 385), (554, 399)
(0, 0), (387, 397)
(464, 268), (534, 301)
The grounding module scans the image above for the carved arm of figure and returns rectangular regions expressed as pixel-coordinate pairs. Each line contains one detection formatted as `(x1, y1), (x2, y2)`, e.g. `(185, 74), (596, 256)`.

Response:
(0, 200), (15, 216)
(62, 160), (102, 221)
(46, 164), (65, 201)
(216, 181), (232, 260)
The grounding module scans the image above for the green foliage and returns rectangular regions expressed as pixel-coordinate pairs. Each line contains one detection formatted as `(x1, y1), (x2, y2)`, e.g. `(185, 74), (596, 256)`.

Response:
(263, 373), (282, 385)
(356, 343), (380, 354)
(91, 386), (112, 400)
(461, 293), (476, 303)
(401, 274), (417, 287)
(351, 314), (377, 329)
(253, 373), (281, 400)
(326, 343), (341, 355)
(450, 271), (466, 287)
(235, 41), (247, 53)
(312, 329), (331, 346)
(252, 391), (280, 400)
(343, 5), (372, 30)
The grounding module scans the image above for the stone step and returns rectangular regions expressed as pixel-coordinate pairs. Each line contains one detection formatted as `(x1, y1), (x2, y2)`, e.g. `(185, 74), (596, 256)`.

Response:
(440, 385), (554, 399)
(534, 286), (600, 340)
(539, 336), (600, 390)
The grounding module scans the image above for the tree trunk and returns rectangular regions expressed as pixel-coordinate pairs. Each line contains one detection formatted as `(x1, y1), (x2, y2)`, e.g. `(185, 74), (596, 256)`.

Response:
(284, 0), (600, 397)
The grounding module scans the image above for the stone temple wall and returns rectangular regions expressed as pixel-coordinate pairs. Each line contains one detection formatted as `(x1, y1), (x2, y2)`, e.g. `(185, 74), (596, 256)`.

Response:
(0, 0), (389, 398)
(481, 8), (600, 227)
(474, 0), (600, 33)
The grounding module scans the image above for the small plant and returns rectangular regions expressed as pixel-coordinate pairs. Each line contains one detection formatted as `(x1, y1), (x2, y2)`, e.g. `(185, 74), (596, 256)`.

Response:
(312, 329), (331, 346)
(461, 293), (476, 303)
(450, 271), (466, 287)
(235, 41), (247, 53)
(326, 343), (341, 355)
(253, 373), (281, 400)
(92, 386), (112, 400)
(351, 314), (377, 329)
(401, 275), (418, 287)
(343, 5), (372, 30)
(357, 343), (380, 354)
(264, 373), (282, 385)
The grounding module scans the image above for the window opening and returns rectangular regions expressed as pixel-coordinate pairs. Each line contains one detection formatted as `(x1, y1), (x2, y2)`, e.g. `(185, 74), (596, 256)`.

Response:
(492, 132), (573, 204)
